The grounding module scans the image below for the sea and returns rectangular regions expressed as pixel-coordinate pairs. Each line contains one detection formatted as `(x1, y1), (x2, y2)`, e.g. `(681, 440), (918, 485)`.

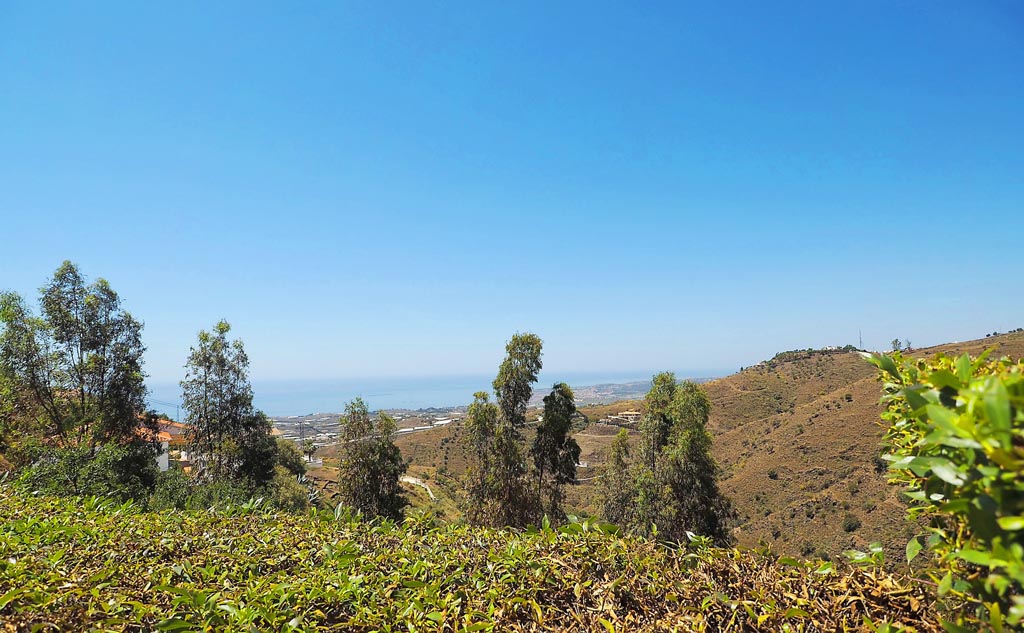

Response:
(145, 370), (718, 418)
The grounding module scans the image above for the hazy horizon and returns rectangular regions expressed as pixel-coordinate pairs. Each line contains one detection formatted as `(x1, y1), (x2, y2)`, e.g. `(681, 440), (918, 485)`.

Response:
(146, 368), (734, 416)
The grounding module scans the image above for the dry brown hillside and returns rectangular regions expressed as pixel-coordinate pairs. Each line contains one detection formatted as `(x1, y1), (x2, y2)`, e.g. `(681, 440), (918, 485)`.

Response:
(711, 331), (1024, 560)
(380, 330), (1024, 560)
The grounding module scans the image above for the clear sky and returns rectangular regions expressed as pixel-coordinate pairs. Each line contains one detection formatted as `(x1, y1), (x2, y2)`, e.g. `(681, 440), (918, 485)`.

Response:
(1, 1), (1022, 386)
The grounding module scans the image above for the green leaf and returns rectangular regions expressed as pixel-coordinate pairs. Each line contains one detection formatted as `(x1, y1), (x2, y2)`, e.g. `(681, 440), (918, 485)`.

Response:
(984, 380), (1011, 432)
(929, 369), (962, 390)
(956, 354), (972, 384)
(926, 405), (968, 438)
(906, 537), (923, 563)
(155, 619), (195, 633)
(997, 516), (1024, 531)
(931, 460), (966, 486)
(866, 353), (902, 382)
(956, 549), (994, 566)
(937, 572), (952, 596)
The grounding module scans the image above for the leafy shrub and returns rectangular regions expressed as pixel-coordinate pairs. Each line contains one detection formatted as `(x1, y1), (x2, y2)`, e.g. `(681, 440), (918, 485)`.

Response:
(842, 513), (861, 532)
(268, 465), (310, 513)
(0, 483), (940, 631)
(149, 468), (191, 511)
(17, 442), (157, 502)
(867, 350), (1024, 628)
(274, 437), (306, 477)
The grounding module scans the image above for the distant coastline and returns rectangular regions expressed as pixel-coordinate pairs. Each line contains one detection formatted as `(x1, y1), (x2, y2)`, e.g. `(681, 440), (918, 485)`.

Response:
(147, 371), (726, 419)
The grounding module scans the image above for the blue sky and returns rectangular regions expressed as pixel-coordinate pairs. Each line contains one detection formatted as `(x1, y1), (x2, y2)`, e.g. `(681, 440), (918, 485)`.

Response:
(1, 1), (1022, 386)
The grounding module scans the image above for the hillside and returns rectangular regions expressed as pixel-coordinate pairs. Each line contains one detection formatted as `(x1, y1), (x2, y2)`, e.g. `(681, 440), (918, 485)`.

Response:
(0, 484), (939, 631)
(388, 330), (1024, 560)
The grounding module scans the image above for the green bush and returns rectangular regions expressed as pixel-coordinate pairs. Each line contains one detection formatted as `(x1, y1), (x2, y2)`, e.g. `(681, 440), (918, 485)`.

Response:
(268, 465), (310, 513)
(17, 442), (157, 502)
(275, 437), (306, 477)
(0, 483), (938, 631)
(149, 468), (191, 511)
(842, 513), (861, 532)
(867, 350), (1024, 628)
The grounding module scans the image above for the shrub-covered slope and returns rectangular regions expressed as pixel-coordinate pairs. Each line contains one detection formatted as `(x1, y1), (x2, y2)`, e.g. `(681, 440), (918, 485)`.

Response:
(0, 485), (938, 632)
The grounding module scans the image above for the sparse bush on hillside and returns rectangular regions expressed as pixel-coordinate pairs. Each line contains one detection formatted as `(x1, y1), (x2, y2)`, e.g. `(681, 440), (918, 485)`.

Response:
(842, 513), (861, 532)
(868, 349), (1024, 629)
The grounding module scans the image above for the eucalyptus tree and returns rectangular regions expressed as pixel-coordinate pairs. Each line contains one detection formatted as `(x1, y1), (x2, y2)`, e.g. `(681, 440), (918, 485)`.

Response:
(181, 320), (275, 486)
(335, 397), (407, 520)
(490, 332), (543, 527)
(638, 371), (677, 474)
(602, 428), (633, 526)
(530, 382), (580, 521)
(658, 381), (732, 542)
(0, 261), (155, 451)
(461, 333), (544, 528)
(605, 376), (733, 544)
(462, 391), (499, 525)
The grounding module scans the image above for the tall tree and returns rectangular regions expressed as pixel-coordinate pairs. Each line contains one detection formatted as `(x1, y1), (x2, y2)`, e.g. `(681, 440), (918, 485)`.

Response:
(603, 376), (733, 545)
(639, 371), (677, 473)
(602, 428), (634, 526)
(491, 332), (543, 527)
(462, 391), (499, 525)
(531, 382), (580, 522)
(181, 320), (274, 485)
(336, 397), (407, 520)
(658, 382), (732, 543)
(462, 333), (543, 528)
(0, 261), (155, 451)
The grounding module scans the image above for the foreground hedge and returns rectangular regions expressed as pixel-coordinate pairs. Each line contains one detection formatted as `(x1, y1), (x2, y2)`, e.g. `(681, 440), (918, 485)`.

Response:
(0, 486), (937, 632)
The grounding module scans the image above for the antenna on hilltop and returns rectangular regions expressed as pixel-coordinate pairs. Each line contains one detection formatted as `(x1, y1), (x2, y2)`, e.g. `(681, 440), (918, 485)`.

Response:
(859, 330), (863, 350)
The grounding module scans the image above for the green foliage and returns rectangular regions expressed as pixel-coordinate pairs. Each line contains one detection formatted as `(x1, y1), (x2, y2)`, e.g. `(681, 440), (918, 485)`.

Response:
(17, 441), (158, 502)
(180, 321), (275, 487)
(268, 465), (311, 513)
(461, 391), (499, 525)
(493, 332), (543, 430)
(0, 261), (154, 451)
(867, 349), (1024, 628)
(149, 467), (311, 514)
(608, 375), (733, 545)
(336, 398), (407, 520)
(463, 333), (544, 529)
(301, 437), (316, 461)
(602, 429), (634, 526)
(0, 484), (940, 631)
(275, 437), (307, 477)
(530, 382), (580, 522)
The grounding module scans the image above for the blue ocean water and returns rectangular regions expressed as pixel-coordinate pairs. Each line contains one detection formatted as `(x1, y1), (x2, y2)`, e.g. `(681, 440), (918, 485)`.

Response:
(146, 370), (698, 417)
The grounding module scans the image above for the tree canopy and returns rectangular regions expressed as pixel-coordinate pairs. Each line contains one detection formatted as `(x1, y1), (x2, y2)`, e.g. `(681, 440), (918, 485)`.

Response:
(0, 261), (153, 451)
(181, 320), (275, 486)
(336, 397), (407, 520)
